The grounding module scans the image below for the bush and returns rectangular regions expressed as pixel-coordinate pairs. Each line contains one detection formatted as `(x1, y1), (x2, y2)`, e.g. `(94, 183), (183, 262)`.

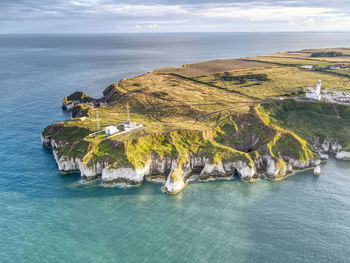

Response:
(311, 52), (343, 57)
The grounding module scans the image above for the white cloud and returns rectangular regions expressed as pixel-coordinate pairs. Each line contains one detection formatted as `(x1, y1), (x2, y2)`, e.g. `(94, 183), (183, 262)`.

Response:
(99, 4), (187, 17)
(147, 24), (159, 29)
(305, 18), (315, 25)
(2, 0), (350, 32)
(135, 23), (160, 30)
(196, 5), (342, 21)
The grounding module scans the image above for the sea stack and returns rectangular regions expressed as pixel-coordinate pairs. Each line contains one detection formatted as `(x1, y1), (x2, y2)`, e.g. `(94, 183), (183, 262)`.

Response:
(314, 165), (321, 176)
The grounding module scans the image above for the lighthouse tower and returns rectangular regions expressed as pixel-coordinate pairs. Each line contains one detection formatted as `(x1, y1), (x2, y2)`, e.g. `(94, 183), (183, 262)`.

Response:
(315, 80), (322, 97)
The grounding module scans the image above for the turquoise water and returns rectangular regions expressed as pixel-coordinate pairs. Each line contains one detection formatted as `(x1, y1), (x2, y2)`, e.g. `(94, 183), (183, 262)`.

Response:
(0, 33), (350, 262)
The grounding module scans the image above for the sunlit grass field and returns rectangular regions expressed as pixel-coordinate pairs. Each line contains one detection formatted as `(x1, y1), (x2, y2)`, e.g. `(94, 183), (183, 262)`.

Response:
(58, 48), (350, 145)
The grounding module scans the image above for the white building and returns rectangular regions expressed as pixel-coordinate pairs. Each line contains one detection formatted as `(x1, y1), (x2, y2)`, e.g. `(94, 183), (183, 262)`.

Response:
(124, 121), (137, 131)
(301, 65), (314, 69)
(105, 125), (119, 135)
(305, 80), (322, 101)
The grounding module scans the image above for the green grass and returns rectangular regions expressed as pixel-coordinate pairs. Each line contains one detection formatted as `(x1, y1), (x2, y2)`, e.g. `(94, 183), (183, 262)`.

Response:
(262, 100), (350, 151)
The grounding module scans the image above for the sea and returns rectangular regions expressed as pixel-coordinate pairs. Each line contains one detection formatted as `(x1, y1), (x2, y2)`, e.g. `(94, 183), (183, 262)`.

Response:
(0, 33), (350, 263)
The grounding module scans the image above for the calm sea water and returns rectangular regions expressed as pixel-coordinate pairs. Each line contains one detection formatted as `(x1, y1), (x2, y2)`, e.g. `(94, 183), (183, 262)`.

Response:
(0, 33), (350, 263)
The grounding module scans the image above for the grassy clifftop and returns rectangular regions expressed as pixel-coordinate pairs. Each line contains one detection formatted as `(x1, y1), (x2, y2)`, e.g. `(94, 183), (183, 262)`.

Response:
(43, 47), (350, 185)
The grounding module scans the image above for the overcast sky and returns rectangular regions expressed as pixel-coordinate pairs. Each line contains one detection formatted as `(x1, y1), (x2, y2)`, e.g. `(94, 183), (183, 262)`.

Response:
(1, 0), (350, 33)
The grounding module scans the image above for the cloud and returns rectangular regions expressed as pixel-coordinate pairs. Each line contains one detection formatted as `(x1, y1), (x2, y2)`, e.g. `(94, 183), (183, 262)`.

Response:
(1, 0), (350, 32)
(196, 4), (342, 21)
(135, 23), (160, 30)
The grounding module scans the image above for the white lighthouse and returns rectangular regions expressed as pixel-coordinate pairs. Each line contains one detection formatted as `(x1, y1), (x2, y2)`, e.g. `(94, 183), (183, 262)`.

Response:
(305, 80), (322, 100)
(315, 80), (322, 97)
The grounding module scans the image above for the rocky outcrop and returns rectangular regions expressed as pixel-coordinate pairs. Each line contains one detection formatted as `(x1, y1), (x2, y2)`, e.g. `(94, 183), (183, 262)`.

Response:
(335, 151), (350, 160)
(163, 160), (186, 194)
(61, 91), (105, 112)
(41, 124), (64, 148)
(61, 85), (123, 114)
(315, 138), (350, 161)
(318, 152), (329, 160)
(284, 157), (320, 169)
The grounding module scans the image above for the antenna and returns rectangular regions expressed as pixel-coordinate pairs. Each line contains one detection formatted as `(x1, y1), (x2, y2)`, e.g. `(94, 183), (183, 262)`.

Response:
(96, 109), (100, 131)
(126, 102), (130, 122)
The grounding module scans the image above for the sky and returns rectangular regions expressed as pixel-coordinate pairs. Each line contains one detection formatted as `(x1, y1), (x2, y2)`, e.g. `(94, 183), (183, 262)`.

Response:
(1, 0), (350, 33)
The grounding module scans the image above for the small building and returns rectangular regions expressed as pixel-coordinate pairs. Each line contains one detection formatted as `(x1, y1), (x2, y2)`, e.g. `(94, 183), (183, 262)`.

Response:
(329, 65), (340, 70)
(105, 126), (119, 135)
(124, 121), (137, 131)
(301, 65), (314, 69)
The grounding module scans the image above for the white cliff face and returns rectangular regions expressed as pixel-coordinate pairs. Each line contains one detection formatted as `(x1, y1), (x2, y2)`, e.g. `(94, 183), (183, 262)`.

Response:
(200, 163), (226, 178)
(102, 161), (151, 185)
(316, 138), (343, 154)
(164, 176), (185, 194)
(317, 138), (350, 160)
(41, 134), (52, 148)
(78, 161), (108, 180)
(321, 140), (330, 152)
(331, 143), (342, 152)
(223, 161), (256, 181)
(287, 158), (320, 170)
(236, 165), (256, 181)
(263, 156), (277, 178)
(45, 129), (348, 195)
(261, 155), (320, 179)
(163, 160), (185, 194)
(53, 152), (108, 180)
(150, 156), (173, 174)
(53, 151), (80, 172)
(335, 151), (350, 160)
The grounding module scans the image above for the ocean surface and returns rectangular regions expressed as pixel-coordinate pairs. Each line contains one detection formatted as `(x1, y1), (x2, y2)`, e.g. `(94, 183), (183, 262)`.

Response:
(0, 33), (350, 263)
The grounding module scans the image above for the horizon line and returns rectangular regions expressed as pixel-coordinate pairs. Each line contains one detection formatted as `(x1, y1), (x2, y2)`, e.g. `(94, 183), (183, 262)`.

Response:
(2, 30), (350, 35)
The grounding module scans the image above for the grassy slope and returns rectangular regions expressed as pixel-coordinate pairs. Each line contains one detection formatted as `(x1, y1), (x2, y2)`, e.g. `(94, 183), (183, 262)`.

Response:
(262, 100), (350, 151)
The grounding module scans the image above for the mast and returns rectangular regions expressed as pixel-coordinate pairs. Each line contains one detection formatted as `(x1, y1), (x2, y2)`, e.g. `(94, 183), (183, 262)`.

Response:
(126, 102), (130, 122)
(96, 109), (100, 131)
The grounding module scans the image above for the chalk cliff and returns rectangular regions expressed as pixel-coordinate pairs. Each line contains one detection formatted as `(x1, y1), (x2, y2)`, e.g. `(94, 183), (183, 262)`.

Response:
(42, 109), (322, 194)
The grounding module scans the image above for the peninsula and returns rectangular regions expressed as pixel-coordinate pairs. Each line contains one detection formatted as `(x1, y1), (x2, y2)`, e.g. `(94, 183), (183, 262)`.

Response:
(42, 48), (350, 194)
